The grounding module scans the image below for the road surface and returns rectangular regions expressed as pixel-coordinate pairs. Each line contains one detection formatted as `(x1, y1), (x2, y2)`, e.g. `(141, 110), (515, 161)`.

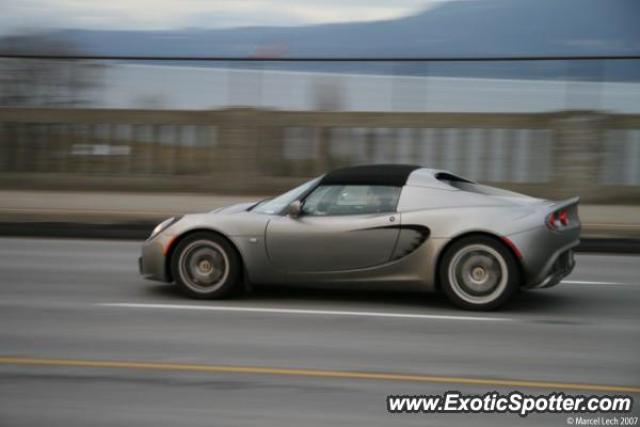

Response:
(0, 237), (638, 426)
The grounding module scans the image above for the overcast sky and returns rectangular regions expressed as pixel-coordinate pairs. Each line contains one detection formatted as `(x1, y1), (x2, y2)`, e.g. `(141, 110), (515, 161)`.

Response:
(0, 0), (446, 35)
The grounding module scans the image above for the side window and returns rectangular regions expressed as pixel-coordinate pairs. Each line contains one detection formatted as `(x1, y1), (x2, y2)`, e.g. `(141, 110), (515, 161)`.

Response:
(302, 185), (401, 216)
(301, 185), (337, 215)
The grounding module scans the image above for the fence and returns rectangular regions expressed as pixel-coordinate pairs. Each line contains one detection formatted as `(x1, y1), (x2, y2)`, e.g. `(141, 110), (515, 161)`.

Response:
(0, 107), (639, 202)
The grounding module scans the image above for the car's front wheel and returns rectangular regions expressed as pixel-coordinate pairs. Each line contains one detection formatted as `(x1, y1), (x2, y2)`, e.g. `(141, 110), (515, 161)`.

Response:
(171, 232), (241, 299)
(439, 236), (519, 310)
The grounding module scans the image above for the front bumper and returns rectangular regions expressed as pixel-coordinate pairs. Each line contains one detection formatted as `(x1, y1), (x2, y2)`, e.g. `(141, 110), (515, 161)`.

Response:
(139, 233), (174, 282)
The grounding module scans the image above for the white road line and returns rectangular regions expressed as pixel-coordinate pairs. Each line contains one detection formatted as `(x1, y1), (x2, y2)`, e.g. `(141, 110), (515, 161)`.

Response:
(97, 303), (512, 322)
(562, 280), (635, 286)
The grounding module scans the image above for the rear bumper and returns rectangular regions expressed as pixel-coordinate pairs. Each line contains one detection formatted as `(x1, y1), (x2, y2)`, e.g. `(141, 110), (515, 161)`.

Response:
(529, 249), (576, 289)
(507, 223), (580, 289)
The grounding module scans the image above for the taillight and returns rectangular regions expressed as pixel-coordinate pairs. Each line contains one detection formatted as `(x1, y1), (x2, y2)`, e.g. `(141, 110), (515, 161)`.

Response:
(547, 212), (557, 230)
(547, 209), (569, 230)
(558, 210), (569, 226)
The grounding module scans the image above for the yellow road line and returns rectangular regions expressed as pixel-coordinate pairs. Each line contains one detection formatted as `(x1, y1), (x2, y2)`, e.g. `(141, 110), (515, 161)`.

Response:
(1, 356), (639, 393)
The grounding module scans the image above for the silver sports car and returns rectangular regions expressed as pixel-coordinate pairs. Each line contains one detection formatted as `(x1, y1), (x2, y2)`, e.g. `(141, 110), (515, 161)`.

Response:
(139, 164), (580, 310)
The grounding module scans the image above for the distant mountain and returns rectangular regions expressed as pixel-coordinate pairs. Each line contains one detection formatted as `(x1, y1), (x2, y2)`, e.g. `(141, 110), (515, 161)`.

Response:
(2, 0), (639, 79)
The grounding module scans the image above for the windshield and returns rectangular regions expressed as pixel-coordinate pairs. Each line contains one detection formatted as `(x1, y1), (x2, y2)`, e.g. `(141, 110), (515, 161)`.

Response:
(251, 177), (320, 215)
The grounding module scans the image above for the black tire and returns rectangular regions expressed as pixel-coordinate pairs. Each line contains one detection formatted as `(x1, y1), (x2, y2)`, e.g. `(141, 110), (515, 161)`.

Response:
(439, 235), (520, 310)
(171, 232), (241, 299)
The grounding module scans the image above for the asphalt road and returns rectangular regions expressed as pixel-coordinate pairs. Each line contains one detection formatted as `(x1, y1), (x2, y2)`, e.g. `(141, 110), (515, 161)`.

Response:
(0, 237), (639, 426)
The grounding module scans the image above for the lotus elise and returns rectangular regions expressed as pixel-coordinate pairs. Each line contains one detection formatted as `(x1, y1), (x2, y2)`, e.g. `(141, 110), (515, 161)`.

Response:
(139, 164), (580, 310)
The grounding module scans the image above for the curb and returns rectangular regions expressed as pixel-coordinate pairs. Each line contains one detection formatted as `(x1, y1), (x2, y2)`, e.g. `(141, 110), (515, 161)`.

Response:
(0, 221), (153, 240)
(0, 221), (639, 254)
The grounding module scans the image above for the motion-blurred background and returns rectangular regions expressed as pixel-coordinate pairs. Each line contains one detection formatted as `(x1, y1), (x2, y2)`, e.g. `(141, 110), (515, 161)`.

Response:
(0, 0), (639, 238)
(1, 4), (639, 427)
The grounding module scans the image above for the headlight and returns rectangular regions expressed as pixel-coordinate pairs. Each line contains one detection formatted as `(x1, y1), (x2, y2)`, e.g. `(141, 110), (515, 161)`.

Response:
(149, 217), (178, 240)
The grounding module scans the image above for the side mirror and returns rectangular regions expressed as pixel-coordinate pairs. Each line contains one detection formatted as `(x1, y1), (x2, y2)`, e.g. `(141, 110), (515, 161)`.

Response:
(288, 200), (303, 218)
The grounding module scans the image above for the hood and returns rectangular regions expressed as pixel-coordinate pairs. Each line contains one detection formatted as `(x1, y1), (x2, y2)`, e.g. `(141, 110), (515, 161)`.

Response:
(210, 201), (257, 214)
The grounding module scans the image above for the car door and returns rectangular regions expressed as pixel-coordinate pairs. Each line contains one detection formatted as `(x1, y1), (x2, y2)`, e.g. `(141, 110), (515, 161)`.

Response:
(265, 184), (401, 272)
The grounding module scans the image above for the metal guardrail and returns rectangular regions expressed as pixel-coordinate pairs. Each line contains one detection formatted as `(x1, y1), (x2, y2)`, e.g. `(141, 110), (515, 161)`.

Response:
(2, 54), (639, 61)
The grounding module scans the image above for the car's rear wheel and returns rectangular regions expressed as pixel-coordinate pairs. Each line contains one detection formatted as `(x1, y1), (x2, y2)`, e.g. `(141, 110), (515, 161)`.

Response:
(439, 236), (519, 310)
(171, 232), (241, 299)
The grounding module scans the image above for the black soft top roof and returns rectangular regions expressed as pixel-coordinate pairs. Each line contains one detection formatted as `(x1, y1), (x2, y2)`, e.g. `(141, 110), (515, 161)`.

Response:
(319, 164), (421, 187)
